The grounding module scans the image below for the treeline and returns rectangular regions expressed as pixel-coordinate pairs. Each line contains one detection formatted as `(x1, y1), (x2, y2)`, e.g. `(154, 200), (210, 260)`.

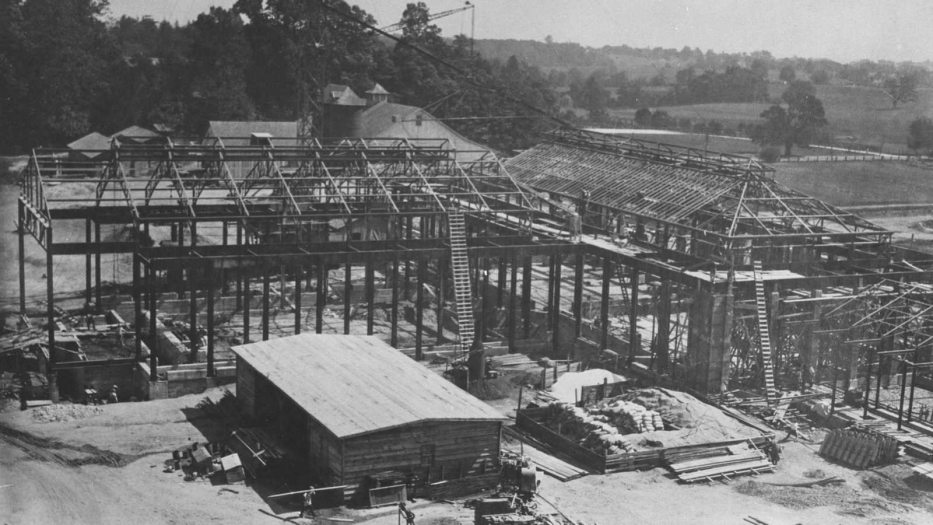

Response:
(0, 1), (557, 154)
(475, 38), (933, 87)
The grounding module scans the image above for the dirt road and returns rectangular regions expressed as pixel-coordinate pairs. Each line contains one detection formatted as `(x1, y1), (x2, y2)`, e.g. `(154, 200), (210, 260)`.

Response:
(4, 387), (933, 524)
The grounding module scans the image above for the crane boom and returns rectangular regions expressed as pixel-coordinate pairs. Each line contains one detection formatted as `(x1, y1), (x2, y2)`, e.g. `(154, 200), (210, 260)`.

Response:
(380, 3), (474, 33)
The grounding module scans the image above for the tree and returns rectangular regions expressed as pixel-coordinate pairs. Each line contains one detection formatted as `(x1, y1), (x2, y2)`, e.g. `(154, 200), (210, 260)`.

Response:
(779, 65), (796, 83)
(634, 108), (652, 127)
(578, 73), (608, 115)
(880, 71), (919, 109)
(908, 117), (933, 153)
(2, 0), (116, 149)
(751, 81), (827, 156)
(810, 69), (830, 85)
(184, 7), (255, 130)
(650, 110), (673, 129)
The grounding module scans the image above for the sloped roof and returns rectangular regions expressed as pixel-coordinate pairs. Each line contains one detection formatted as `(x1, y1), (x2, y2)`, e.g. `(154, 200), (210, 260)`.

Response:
(506, 130), (890, 245)
(354, 101), (420, 137)
(352, 101), (490, 158)
(366, 83), (390, 95)
(206, 121), (298, 146)
(113, 125), (160, 140)
(507, 141), (742, 224)
(67, 132), (111, 157)
(232, 334), (505, 439)
(322, 83), (367, 106)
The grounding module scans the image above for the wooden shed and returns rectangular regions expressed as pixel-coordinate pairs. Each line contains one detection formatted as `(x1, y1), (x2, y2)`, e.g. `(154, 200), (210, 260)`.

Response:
(232, 334), (505, 500)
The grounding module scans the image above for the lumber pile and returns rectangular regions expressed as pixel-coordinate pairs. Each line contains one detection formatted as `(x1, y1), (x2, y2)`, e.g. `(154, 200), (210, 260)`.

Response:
(667, 444), (774, 483)
(818, 428), (898, 469)
(912, 462), (933, 480)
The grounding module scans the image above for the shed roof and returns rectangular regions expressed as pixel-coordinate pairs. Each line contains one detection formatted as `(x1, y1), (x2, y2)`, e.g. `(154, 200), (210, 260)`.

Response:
(232, 334), (505, 439)
(322, 83), (367, 106)
(113, 125), (160, 142)
(366, 83), (390, 95)
(67, 132), (111, 153)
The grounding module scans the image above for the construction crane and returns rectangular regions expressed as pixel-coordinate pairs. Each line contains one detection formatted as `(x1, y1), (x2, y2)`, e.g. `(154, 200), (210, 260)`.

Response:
(381, 2), (475, 42)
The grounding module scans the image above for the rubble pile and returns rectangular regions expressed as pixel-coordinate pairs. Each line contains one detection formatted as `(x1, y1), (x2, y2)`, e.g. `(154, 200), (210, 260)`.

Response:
(31, 403), (103, 423)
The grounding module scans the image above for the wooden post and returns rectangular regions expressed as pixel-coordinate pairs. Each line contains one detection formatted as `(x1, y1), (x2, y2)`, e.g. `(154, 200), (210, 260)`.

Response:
(436, 257), (447, 343)
(629, 266), (639, 358)
(497, 258), (507, 307)
(294, 265), (302, 334)
(189, 265), (198, 362)
(133, 252), (142, 361)
(522, 256), (532, 338)
(552, 256), (562, 354)
(573, 252), (584, 339)
(316, 262), (326, 334)
(415, 258), (425, 360)
(391, 256), (399, 347)
(85, 216), (92, 309)
(221, 222), (228, 294)
(279, 266), (287, 309)
(365, 261), (374, 336)
(147, 261), (157, 379)
(18, 200), (26, 315)
(863, 346), (873, 419)
(262, 268), (271, 341)
(344, 258), (352, 335)
(480, 258), (490, 344)
(898, 357), (908, 430)
(656, 280), (671, 372)
(206, 263), (215, 377)
(44, 226), (56, 399)
(94, 221), (102, 311)
(907, 358), (918, 423)
(235, 223), (243, 311)
(600, 259), (612, 350)
(509, 256), (518, 352)
(243, 270), (250, 343)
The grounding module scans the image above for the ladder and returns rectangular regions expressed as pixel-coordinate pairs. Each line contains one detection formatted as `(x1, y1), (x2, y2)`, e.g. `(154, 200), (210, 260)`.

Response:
(448, 211), (475, 356)
(753, 261), (778, 402)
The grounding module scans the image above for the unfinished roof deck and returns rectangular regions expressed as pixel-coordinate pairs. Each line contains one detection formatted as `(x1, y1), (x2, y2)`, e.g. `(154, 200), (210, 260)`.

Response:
(232, 334), (505, 439)
(508, 128), (894, 268)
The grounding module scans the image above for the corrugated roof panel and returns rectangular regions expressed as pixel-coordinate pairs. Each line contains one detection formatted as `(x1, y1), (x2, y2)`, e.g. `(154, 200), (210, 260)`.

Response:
(232, 334), (504, 439)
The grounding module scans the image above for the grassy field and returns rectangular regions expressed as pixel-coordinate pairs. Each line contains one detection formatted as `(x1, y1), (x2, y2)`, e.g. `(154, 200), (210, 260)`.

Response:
(594, 131), (827, 157)
(772, 161), (933, 206)
(611, 83), (933, 154)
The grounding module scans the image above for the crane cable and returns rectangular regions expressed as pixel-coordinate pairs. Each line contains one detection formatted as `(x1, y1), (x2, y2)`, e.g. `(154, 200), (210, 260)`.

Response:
(314, 0), (573, 130)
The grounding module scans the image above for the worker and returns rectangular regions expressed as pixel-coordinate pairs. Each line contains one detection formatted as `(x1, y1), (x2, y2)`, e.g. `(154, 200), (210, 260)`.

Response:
(398, 502), (416, 525)
(766, 441), (781, 464)
(85, 302), (96, 330)
(108, 384), (119, 404)
(569, 212), (582, 242)
(301, 488), (315, 518)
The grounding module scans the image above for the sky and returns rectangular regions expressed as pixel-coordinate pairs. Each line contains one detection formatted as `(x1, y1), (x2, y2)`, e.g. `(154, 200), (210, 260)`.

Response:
(107, 0), (933, 64)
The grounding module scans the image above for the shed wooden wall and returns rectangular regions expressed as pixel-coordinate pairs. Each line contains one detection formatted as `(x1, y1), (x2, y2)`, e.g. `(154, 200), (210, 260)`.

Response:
(236, 359), (256, 418)
(340, 420), (501, 493)
(235, 359), (280, 423)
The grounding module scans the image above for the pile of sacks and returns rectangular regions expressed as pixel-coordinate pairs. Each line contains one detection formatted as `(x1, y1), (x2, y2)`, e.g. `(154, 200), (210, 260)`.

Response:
(595, 398), (664, 433)
(547, 396), (665, 455)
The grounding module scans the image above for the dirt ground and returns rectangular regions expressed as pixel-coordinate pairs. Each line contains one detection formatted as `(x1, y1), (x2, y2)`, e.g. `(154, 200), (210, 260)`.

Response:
(3, 386), (933, 525)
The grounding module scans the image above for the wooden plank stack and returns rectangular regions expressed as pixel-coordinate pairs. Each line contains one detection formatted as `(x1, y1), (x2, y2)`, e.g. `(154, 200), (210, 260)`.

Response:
(667, 446), (774, 483)
(818, 428), (898, 469)
(912, 462), (933, 480)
